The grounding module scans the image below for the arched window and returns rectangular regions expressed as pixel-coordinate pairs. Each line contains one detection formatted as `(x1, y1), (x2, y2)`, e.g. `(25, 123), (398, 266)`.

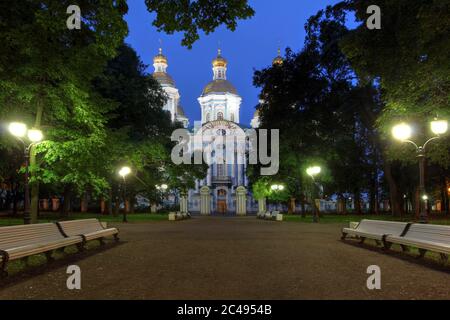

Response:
(206, 113), (210, 122)
(217, 112), (224, 121)
(230, 113), (235, 122)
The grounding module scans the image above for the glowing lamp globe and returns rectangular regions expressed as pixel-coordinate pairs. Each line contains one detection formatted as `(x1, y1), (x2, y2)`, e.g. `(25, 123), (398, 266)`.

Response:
(430, 120), (448, 135)
(8, 122), (27, 138)
(392, 123), (412, 141)
(27, 129), (43, 142)
(306, 166), (321, 177)
(119, 166), (131, 178)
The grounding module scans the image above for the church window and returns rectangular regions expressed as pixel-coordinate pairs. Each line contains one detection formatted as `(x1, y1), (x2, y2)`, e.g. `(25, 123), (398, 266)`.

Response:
(217, 112), (224, 121)
(217, 164), (224, 176)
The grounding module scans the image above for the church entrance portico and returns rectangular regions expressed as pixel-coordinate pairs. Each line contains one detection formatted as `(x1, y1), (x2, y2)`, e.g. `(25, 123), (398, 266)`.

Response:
(215, 188), (228, 214)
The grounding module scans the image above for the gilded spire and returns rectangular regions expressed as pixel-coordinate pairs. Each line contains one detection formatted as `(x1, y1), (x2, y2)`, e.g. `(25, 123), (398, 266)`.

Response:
(154, 44), (167, 65)
(273, 47), (283, 66)
(212, 48), (227, 68)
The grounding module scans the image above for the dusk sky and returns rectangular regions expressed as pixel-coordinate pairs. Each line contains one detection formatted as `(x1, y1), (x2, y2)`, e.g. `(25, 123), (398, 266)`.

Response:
(125, 0), (343, 126)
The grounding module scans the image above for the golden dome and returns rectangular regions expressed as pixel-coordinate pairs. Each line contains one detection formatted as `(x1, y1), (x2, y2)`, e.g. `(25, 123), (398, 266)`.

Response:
(153, 48), (167, 65)
(202, 79), (237, 95)
(176, 104), (186, 117)
(212, 49), (227, 68)
(272, 48), (283, 66)
(153, 72), (175, 86)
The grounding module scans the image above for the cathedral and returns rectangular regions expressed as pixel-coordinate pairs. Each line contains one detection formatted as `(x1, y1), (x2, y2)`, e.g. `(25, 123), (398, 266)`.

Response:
(152, 47), (281, 214)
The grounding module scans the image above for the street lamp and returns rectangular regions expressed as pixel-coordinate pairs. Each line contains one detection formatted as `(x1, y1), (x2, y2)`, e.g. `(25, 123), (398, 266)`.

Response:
(119, 166), (131, 223)
(8, 122), (43, 224)
(306, 166), (321, 223)
(392, 119), (448, 222)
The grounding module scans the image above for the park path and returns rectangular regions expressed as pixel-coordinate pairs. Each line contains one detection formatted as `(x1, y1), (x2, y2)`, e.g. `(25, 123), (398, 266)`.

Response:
(0, 216), (449, 299)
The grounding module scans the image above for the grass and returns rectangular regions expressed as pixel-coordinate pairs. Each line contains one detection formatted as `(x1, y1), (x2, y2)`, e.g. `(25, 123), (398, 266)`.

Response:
(283, 213), (450, 225)
(0, 212), (168, 226)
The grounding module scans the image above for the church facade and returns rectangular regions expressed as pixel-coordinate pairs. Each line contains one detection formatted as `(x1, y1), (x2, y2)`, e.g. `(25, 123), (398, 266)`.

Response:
(152, 48), (279, 214)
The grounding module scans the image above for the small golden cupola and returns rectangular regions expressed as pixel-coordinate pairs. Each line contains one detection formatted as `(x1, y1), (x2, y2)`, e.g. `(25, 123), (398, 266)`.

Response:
(212, 49), (228, 80)
(153, 47), (175, 87)
(153, 47), (167, 66)
(272, 48), (283, 66)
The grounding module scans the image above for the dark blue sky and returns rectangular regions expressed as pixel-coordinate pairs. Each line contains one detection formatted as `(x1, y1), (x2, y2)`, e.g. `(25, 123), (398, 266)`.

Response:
(124, 0), (342, 126)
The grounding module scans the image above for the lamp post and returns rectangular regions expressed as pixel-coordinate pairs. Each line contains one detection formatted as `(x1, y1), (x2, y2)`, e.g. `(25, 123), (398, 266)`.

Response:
(119, 166), (131, 223)
(8, 122), (43, 224)
(306, 166), (321, 223)
(270, 184), (284, 211)
(392, 119), (448, 223)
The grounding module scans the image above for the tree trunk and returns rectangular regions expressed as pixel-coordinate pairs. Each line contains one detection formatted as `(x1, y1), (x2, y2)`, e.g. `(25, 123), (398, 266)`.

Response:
(62, 185), (72, 217)
(288, 197), (296, 214)
(354, 190), (362, 215)
(12, 182), (18, 216)
(383, 162), (405, 216)
(369, 167), (378, 214)
(440, 172), (449, 215)
(80, 192), (88, 213)
(129, 196), (135, 214)
(300, 193), (306, 218)
(108, 188), (113, 215)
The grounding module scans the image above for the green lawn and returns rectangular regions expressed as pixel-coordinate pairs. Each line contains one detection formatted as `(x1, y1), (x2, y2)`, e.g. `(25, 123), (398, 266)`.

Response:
(283, 213), (450, 225)
(0, 212), (168, 226)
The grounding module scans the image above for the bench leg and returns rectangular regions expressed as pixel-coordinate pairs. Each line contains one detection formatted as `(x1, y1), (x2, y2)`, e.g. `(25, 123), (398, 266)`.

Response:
(0, 254), (8, 278)
(45, 251), (55, 262)
(99, 238), (106, 246)
(375, 240), (382, 246)
(359, 237), (366, 244)
(76, 243), (86, 252)
(400, 245), (410, 252)
(113, 234), (120, 242)
(439, 253), (448, 264)
(417, 249), (427, 259)
(340, 233), (347, 240)
(383, 241), (392, 250)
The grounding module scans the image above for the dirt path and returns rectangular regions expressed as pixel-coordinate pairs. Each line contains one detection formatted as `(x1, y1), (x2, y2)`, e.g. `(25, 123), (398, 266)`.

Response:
(0, 216), (449, 299)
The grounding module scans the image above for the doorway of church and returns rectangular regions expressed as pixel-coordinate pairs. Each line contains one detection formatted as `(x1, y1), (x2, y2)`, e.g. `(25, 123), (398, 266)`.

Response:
(216, 200), (227, 214)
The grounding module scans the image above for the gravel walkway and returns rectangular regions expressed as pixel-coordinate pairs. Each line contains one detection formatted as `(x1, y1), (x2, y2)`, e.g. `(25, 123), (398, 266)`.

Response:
(0, 216), (449, 299)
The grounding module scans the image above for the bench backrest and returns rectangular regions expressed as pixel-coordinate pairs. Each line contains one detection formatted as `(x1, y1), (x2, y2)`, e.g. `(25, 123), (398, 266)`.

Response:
(57, 219), (104, 237)
(403, 223), (450, 244)
(0, 223), (66, 250)
(356, 219), (408, 236)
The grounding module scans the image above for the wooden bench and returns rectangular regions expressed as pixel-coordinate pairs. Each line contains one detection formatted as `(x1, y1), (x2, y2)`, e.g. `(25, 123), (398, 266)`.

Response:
(57, 219), (119, 247)
(341, 219), (408, 246)
(0, 223), (83, 277)
(385, 223), (450, 263)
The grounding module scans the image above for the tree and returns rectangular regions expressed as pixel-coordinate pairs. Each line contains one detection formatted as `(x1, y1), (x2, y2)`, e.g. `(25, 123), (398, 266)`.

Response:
(144, 0), (255, 48)
(0, 0), (128, 222)
(329, 0), (450, 214)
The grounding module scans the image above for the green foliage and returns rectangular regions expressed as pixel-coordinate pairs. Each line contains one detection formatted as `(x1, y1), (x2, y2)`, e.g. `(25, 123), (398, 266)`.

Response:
(335, 0), (450, 166)
(144, 0), (255, 48)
